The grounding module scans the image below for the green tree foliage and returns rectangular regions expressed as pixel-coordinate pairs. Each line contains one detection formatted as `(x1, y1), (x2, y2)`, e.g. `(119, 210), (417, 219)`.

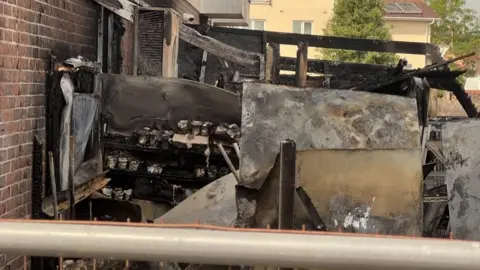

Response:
(427, 0), (480, 75)
(319, 0), (397, 65)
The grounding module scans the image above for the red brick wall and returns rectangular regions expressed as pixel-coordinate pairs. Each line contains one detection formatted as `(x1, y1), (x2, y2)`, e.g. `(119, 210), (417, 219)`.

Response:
(0, 0), (97, 268)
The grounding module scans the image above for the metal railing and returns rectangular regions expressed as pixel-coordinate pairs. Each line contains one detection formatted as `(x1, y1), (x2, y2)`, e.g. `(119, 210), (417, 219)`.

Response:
(1, 219), (480, 270)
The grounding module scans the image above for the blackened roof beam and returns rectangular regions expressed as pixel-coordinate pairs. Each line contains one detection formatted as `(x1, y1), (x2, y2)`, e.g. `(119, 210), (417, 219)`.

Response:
(266, 31), (430, 55)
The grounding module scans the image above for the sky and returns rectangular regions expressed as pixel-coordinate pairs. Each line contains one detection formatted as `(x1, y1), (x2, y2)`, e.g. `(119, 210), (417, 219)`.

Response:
(465, 0), (480, 15)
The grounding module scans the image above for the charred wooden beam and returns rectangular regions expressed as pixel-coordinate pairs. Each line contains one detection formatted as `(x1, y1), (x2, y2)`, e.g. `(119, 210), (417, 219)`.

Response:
(278, 57), (396, 74)
(296, 186), (326, 231)
(422, 70), (466, 78)
(42, 172), (111, 217)
(295, 42), (308, 87)
(32, 136), (45, 270)
(68, 136), (75, 219)
(266, 31), (429, 55)
(365, 52), (476, 92)
(91, 0), (138, 22)
(277, 74), (325, 88)
(179, 24), (262, 67)
(271, 43), (280, 84)
(205, 26), (434, 55)
(132, 7), (139, 75)
(278, 140), (296, 231)
(265, 44), (275, 83)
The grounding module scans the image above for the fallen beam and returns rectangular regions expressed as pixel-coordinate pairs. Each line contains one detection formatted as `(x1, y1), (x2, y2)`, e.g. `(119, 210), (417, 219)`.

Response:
(42, 172), (110, 217)
(0, 221), (480, 269)
(179, 24), (262, 67)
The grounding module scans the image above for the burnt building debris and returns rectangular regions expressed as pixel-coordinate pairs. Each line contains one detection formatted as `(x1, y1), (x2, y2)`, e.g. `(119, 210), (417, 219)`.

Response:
(31, 0), (480, 269)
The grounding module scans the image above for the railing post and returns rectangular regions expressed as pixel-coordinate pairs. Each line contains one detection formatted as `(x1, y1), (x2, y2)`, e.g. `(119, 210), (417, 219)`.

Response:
(278, 139), (296, 270)
(278, 139), (296, 230)
(295, 42), (308, 87)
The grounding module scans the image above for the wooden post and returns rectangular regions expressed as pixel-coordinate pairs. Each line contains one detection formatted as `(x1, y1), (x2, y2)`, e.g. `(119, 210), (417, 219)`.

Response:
(97, 7), (104, 68)
(265, 44), (274, 83)
(323, 61), (330, 88)
(125, 218), (131, 269)
(132, 7), (139, 75)
(162, 10), (180, 78)
(93, 217), (97, 270)
(199, 50), (208, 83)
(68, 136), (75, 219)
(58, 213), (64, 269)
(428, 88), (439, 118)
(278, 139), (296, 231)
(107, 13), (114, 73)
(278, 140), (296, 270)
(295, 42), (308, 87)
(48, 152), (59, 220)
(41, 140), (46, 199)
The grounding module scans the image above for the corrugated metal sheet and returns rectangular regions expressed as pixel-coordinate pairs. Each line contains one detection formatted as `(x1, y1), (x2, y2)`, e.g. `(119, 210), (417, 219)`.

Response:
(138, 10), (165, 76)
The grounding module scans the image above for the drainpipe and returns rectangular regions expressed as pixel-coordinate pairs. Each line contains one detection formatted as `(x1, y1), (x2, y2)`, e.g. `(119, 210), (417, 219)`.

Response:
(425, 19), (436, 65)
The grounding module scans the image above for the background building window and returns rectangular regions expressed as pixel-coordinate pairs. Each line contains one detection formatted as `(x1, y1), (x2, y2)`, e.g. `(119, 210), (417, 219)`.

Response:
(250, 0), (272, 3)
(251, 19), (265, 30)
(293, 21), (312, 34)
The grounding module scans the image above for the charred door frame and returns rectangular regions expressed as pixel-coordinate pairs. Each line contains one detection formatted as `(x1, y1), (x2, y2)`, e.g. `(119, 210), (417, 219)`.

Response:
(97, 6), (124, 74)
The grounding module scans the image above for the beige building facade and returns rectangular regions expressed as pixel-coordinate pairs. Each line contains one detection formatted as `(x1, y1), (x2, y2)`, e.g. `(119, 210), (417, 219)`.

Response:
(247, 0), (439, 68)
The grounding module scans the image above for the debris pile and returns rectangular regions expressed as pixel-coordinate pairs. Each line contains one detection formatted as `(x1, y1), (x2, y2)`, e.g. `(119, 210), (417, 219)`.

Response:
(33, 10), (480, 269)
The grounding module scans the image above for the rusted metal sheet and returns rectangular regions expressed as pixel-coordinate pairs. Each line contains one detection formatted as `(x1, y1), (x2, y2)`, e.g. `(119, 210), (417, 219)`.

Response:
(442, 119), (480, 240)
(238, 83), (422, 235)
(99, 74), (241, 135)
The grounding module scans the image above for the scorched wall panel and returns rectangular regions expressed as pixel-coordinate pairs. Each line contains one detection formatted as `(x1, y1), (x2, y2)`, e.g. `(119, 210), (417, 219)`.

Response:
(0, 0), (97, 268)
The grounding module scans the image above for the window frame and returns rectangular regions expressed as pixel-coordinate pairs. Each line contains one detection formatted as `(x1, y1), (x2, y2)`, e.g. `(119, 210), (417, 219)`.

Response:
(250, 19), (266, 31)
(250, 0), (272, 4)
(292, 20), (313, 35)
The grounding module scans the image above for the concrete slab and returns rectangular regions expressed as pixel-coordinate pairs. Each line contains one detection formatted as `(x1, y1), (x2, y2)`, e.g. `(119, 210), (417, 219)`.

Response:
(443, 119), (480, 240)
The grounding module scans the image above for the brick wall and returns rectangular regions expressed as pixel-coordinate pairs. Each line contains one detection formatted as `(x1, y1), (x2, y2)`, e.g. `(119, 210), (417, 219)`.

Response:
(0, 0), (97, 268)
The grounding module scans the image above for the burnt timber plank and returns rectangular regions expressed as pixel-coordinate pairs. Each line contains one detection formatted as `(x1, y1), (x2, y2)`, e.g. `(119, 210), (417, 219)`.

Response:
(180, 24), (261, 67)
(266, 31), (428, 55)
(42, 173), (111, 217)
(203, 26), (431, 56)
(295, 42), (308, 87)
(278, 57), (396, 74)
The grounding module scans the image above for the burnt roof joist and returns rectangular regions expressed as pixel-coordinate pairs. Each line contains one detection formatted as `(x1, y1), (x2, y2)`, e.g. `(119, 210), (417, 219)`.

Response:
(266, 31), (431, 55)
